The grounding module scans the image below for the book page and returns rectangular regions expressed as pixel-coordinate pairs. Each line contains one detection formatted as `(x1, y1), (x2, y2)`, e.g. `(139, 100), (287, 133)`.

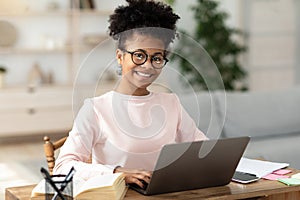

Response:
(75, 173), (123, 196)
(31, 179), (45, 197)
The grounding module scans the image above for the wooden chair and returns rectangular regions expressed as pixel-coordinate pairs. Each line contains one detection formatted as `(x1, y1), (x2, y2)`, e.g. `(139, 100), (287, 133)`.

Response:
(43, 135), (92, 175)
(43, 136), (68, 175)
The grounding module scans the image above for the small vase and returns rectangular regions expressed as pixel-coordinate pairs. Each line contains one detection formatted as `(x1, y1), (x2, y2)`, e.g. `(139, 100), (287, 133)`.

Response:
(27, 62), (45, 87)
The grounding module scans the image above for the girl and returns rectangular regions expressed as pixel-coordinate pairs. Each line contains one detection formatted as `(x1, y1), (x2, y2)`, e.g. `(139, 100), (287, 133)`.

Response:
(54, 0), (207, 189)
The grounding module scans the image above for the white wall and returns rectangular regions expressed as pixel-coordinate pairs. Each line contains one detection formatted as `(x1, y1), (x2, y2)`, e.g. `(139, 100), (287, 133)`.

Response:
(295, 0), (300, 85)
(243, 0), (297, 91)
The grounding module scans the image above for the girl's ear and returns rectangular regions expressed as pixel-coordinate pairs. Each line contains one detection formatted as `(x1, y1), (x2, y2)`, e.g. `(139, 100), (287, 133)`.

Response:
(116, 49), (123, 65)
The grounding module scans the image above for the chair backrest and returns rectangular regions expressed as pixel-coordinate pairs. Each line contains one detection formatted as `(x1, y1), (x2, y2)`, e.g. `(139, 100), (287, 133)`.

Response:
(43, 136), (68, 175)
(43, 135), (92, 175)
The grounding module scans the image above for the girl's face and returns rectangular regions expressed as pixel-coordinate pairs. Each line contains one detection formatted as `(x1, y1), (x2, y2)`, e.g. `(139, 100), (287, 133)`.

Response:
(116, 33), (166, 93)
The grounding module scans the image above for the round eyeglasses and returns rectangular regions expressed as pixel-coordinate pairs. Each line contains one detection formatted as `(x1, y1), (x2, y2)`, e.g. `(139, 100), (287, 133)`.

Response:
(123, 49), (168, 69)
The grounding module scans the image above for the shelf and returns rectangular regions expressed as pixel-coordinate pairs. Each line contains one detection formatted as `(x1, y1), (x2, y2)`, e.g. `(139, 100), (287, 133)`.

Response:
(73, 9), (113, 16)
(0, 45), (100, 54)
(0, 11), (71, 17)
(0, 1), (117, 138)
(0, 47), (72, 54)
(0, 10), (112, 17)
(0, 84), (72, 89)
(0, 83), (116, 92)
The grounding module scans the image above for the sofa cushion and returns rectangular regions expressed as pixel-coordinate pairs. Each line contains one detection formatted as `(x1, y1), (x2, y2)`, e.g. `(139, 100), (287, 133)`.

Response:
(216, 87), (300, 138)
(244, 133), (300, 169)
(178, 91), (224, 139)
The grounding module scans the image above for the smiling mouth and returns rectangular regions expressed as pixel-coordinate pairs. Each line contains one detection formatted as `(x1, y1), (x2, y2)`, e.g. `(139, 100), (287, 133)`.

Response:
(135, 71), (153, 78)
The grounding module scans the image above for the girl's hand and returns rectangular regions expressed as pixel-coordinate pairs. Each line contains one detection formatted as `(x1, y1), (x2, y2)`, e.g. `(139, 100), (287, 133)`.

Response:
(114, 167), (152, 188)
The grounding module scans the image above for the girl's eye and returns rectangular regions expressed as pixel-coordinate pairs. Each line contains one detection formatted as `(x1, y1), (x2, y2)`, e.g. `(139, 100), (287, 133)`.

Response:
(153, 56), (163, 63)
(134, 52), (146, 60)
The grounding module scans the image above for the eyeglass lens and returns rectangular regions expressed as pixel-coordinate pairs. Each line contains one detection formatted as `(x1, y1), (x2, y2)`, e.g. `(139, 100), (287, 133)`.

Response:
(130, 50), (167, 69)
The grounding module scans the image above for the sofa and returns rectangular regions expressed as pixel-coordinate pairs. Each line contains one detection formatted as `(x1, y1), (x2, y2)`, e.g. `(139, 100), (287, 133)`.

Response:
(179, 86), (300, 169)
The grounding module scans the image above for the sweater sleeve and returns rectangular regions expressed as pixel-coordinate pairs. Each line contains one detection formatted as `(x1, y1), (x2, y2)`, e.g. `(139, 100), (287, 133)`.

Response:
(53, 99), (115, 180)
(175, 95), (208, 142)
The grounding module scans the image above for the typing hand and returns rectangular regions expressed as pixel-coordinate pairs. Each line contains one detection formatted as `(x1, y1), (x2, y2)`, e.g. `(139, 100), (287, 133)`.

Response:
(114, 167), (152, 188)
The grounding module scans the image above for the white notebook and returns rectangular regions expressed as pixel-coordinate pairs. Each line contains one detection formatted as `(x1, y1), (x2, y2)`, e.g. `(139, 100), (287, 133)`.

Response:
(236, 157), (289, 178)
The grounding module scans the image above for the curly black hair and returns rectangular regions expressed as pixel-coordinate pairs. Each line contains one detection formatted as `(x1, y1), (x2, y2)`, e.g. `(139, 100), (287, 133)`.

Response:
(108, 0), (180, 49)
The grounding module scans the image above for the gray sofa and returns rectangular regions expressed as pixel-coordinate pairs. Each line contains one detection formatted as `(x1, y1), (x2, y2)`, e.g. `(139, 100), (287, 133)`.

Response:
(179, 87), (300, 169)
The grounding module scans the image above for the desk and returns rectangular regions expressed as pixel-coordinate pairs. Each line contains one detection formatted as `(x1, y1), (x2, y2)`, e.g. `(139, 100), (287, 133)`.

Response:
(6, 169), (300, 200)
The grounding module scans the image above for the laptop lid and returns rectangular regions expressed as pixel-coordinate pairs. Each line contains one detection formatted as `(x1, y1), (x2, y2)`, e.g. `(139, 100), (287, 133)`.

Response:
(132, 136), (250, 195)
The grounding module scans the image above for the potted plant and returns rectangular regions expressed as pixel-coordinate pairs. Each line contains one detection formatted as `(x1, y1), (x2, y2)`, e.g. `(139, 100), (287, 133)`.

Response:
(166, 0), (247, 91)
(0, 65), (7, 88)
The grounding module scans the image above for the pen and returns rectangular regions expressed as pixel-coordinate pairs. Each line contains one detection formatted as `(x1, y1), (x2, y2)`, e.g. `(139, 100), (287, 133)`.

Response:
(61, 166), (76, 190)
(40, 167), (66, 200)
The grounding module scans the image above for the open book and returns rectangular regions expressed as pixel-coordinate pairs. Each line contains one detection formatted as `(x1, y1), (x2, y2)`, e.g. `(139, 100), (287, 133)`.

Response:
(31, 173), (128, 200)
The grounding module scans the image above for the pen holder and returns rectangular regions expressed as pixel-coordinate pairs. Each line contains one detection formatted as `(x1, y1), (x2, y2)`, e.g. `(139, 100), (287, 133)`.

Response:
(45, 174), (73, 200)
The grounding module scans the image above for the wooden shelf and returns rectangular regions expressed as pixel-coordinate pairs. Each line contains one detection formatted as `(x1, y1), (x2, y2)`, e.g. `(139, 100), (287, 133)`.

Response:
(0, 47), (72, 54)
(73, 9), (113, 16)
(0, 45), (102, 54)
(0, 1), (115, 137)
(0, 11), (72, 17)
(0, 10), (112, 17)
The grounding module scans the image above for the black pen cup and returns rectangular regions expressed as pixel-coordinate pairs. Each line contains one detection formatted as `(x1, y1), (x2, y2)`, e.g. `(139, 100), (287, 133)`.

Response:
(45, 174), (73, 200)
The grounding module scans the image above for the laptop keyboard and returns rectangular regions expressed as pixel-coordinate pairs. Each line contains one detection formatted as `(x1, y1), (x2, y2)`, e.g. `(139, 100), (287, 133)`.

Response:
(129, 180), (148, 192)
(141, 180), (148, 190)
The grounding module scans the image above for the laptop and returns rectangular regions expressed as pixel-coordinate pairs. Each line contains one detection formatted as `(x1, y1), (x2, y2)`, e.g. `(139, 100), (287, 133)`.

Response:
(129, 136), (250, 195)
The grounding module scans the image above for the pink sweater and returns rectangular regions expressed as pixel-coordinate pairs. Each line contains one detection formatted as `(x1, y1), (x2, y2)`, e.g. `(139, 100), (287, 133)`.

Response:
(54, 91), (207, 180)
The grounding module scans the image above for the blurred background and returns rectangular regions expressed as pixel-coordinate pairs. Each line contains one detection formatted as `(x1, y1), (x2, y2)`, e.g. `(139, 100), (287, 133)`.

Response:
(0, 0), (299, 198)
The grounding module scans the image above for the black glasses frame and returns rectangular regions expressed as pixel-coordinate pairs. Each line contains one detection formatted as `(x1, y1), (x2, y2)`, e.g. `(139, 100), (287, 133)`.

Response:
(123, 49), (169, 69)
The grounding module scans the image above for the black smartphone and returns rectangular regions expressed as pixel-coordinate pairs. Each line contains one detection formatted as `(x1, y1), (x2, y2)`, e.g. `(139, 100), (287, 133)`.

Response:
(232, 171), (260, 184)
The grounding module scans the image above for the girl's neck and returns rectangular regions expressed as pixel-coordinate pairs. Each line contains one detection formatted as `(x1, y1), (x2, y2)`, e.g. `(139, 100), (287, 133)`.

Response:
(114, 79), (150, 96)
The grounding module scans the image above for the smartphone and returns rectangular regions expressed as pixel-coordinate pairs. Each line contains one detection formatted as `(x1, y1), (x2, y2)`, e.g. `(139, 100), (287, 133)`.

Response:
(232, 171), (260, 184)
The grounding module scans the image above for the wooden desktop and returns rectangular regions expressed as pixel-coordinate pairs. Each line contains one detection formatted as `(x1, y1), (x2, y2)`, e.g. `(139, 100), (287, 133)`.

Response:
(5, 168), (300, 200)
